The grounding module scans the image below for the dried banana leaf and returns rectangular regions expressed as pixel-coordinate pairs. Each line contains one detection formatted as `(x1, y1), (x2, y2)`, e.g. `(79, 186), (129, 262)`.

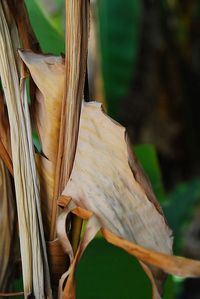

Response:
(0, 4), (51, 298)
(0, 159), (15, 294)
(57, 101), (200, 299)
(19, 50), (65, 164)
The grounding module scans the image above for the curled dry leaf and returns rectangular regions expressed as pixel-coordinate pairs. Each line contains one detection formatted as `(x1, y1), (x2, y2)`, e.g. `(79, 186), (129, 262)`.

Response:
(0, 159), (15, 293)
(59, 101), (172, 298)
(57, 101), (200, 299)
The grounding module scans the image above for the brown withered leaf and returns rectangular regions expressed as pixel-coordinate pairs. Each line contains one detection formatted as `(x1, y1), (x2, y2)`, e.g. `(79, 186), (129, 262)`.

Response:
(56, 101), (200, 299)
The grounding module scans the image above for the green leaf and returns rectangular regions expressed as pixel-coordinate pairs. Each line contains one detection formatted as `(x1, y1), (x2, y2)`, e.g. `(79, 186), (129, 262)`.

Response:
(163, 178), (200, 237)
(34, 0), (65, 37)
(25, 0), (64, 54)
(97, 0), (142, 118)
(77, 238), (151, 299)
(77, 238), (174, 299)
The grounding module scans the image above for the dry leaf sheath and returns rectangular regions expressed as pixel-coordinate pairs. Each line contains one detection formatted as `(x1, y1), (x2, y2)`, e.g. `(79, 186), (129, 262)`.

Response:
(0, 4), (51, 298)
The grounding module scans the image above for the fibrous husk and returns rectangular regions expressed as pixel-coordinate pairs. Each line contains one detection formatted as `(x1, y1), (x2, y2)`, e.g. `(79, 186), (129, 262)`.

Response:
(0, 159), (15, 294)
(0, 3), (52, 298)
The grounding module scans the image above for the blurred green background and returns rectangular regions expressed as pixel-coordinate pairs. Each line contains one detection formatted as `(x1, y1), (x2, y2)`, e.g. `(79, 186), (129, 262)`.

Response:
(22, 1), (200, 298)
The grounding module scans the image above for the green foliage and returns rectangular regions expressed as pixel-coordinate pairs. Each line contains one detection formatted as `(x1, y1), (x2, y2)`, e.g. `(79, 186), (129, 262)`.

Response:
(33, 131), (42, 153)
(77, 238), (152, 299)
(164, 178), (200, 240)
(34, 0), (65, 37)
(97, 0), (142, 118)
(25, 0), (64, 54)
(77, 238), (174, 299)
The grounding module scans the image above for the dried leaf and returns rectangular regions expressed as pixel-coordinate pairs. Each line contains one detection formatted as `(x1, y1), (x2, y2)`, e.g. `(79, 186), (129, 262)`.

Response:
(19, 50), (65, 164)
(0, 4), (52, 298)
(57, 101), (200, 297)
(56, 101), (172, 297)
(62, 101), (173, 254)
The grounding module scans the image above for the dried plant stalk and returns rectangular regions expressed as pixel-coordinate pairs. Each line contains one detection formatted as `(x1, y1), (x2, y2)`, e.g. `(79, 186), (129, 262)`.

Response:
(51, 0), (90, 243)
(0, 159), (15, 293)
(0, 3), (51, 298)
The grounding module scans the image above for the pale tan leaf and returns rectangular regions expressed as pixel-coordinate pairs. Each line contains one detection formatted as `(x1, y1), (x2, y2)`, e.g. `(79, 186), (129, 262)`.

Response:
(62, 101), (173, 253)
(0, 4), (52, 298)
(61, 101), (173, 296)
(19, 50), (65, 164)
